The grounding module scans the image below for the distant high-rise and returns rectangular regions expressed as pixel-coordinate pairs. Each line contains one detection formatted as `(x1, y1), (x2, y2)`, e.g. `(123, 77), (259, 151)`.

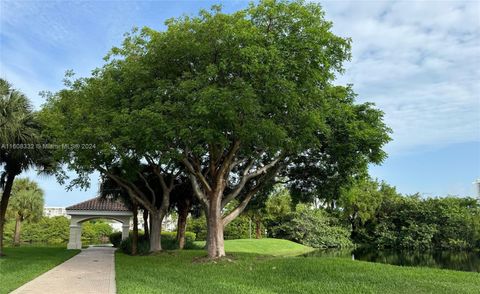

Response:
(474, 179), (480, 199)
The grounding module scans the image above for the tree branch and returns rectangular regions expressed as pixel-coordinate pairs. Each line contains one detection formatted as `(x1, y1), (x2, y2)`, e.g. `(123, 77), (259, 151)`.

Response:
(221, 156), (281, 208)
(137, 171), (156, 203)
(222, 183), (262, 226)
(104, 171), (153, 212)
(182, 157), (212, 192)
(215, 140), (241, 186)
(186, 173), (209, 208)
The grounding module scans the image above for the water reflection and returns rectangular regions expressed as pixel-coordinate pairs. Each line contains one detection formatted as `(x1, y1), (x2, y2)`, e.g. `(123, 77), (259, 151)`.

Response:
(303, 248), (480, 272)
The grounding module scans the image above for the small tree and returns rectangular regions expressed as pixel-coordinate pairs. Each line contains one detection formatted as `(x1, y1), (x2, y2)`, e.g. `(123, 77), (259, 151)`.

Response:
(338, 178), (383, 240)
(7, 178), (44, 246)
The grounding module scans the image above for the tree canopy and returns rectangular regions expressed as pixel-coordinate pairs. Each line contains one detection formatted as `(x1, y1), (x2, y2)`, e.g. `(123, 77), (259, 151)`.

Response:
(41, 0), (391, 258)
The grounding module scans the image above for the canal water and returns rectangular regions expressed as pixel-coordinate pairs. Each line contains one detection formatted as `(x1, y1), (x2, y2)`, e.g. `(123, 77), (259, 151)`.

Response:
(303, 248), (480, 272)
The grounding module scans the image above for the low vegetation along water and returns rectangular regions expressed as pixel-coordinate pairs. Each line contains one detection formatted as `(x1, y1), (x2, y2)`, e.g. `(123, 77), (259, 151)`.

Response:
(304, 248), (480, 272)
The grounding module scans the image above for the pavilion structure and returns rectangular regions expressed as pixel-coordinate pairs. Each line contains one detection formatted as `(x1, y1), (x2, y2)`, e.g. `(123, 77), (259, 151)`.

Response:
(66, 196), (132, 249)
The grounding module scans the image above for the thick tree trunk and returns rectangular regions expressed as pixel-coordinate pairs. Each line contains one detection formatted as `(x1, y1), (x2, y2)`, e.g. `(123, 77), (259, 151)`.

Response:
(13, 215), (22, 246)
(149, 210), (164, 252)
(176, 206), (188, 250)
(255, 218), (261, 239)
(131, 205), (138, 255)
(143, 209), (149, 240)
(206, 192), (225, 258)
(0, 173), (15, 257)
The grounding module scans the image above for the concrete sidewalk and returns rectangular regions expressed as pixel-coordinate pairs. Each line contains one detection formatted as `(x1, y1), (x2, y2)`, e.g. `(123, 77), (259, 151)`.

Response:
(11, 247), (116, 294)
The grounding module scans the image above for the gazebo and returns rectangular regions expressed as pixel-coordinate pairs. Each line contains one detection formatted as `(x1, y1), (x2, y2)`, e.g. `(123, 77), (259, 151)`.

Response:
(66, 196), (132, 249)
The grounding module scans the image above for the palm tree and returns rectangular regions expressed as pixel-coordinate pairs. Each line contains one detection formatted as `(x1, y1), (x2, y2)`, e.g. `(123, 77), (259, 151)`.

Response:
(8, 178), (44, 246)
(0, 79), (45, 256)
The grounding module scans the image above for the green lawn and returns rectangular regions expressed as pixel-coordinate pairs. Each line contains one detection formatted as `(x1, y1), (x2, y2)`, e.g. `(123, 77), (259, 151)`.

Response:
(0, 246), (80, 294)
(116, 239), (480, 294)
(194, 238), (314, 256)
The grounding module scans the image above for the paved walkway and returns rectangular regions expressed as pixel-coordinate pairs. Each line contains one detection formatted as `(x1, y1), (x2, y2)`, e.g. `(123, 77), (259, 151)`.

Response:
(11, 247), (116, 294)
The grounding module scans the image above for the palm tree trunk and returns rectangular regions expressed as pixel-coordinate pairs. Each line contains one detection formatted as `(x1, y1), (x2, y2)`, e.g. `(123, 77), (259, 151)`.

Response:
(0, 173), (15, 257)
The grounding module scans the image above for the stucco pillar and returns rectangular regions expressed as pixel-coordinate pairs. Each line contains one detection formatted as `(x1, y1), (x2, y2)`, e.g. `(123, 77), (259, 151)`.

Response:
(121, 223), (130, 240)
(67, 224), (82, 249)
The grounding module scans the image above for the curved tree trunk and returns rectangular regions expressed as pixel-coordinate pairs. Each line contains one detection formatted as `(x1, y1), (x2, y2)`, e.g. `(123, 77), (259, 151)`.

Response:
(131, 205), (138, 255)
(176, 206), (188, 250)
(206, 191), (225, 258)
(0, 173), (15, 257)
(143, 210), (149, 240)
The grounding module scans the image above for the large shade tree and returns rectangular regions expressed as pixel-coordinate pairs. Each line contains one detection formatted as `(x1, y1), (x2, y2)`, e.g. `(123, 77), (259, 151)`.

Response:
(0, 79), (47, 256)
(41, 0), (390, 258)
(162, 1), (390, 257)
(40, 62), (180, 252)
(7, 178), (44, 246)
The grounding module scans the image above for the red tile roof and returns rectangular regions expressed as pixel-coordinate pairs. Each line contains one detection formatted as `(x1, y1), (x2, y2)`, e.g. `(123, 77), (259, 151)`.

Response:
(66, 196), (130, 212)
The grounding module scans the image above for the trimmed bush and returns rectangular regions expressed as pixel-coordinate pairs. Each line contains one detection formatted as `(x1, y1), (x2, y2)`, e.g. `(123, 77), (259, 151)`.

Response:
(116, 231), (197, 254)
(269, 204), (353, 249)
(161, 231), (196, 249)
(120, 235), (150, 255)
(109, 232), (122, 247)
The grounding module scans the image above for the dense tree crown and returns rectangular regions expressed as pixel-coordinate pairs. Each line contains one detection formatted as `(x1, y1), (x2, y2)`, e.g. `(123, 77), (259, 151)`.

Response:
(41, 0), (390, 258)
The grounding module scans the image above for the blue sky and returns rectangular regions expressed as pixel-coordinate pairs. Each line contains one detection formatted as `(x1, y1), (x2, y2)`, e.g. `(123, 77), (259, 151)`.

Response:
(1, 0), (479, 206)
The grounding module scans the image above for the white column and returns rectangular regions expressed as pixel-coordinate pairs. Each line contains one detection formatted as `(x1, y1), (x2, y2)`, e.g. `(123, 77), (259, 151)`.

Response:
(67, 224), (82, 249)
(121, 224), (130, 240)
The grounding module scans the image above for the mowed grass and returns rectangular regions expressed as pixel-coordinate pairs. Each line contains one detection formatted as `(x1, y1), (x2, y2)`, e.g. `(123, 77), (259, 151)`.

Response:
(115, 239), (480, 294)
(194, 238), (314, 256)
(0, 246), (80, 294)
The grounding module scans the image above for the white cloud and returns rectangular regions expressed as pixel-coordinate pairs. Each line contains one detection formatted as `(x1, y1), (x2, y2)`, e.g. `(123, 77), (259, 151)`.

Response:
(320, 0), (480, 154)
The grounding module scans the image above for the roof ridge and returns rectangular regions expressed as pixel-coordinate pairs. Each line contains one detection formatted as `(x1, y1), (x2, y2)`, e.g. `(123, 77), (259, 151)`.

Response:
(66, 196), (130, 211)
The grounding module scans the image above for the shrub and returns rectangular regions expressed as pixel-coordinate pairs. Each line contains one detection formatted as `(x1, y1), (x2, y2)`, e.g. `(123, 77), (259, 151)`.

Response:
(81, 220), (113, 245)
(6, 216), (70, 245)
(116, 231), (197, 254)
(269, 204), (353, 249)
(224, 216), (251, 240)
(188, 216), (207, 240)
(161, 231), (196, 249)
(120, 234), (150, 255)
(363, 195), (480, 250)
(109, 232), (122, 247)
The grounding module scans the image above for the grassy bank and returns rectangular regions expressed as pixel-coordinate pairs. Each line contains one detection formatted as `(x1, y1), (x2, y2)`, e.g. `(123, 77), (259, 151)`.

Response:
(0, 246), (80, 293)
(115, 239), (480, 294)
(193, 238), (314, 256)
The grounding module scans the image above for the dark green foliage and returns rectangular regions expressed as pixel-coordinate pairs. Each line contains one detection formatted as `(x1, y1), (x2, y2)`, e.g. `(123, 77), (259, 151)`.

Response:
(120, 235), (150, 255)
(4, 216), (69, 244)
(269, 204), (352, 249)
(109, 232), (122, 247)
(224, 216), (251, 240)
(355, 193), (480, 250)
(160, 231), (196, 249)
